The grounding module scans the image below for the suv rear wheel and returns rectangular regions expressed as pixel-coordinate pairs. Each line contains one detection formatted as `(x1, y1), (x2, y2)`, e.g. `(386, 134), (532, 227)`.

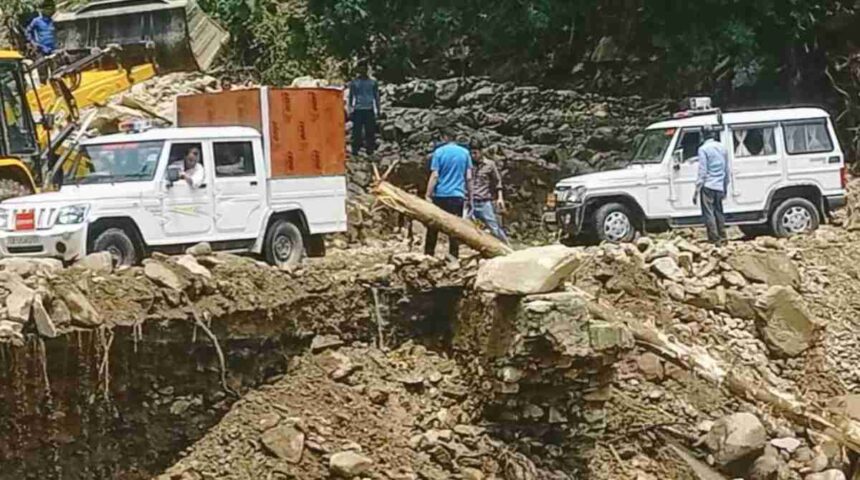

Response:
(771, 198), (819, 237)
(593, 202), (636, 243)
(264, 219), (304, 268)
(92, 228), (139, 267)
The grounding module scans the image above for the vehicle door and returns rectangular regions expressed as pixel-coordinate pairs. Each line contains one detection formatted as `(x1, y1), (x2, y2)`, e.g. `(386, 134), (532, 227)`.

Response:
(642, 128), (677, 218)
(667, 127), (705, 219)
(212, 140), (265, 237)
(727, 123), (782, 212)
(160, 141), (216, 239)
(783, 119), (840, 191)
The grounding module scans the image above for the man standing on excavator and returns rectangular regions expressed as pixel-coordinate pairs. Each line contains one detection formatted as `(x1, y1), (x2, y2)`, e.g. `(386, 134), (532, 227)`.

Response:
(25, 2), (56, 57)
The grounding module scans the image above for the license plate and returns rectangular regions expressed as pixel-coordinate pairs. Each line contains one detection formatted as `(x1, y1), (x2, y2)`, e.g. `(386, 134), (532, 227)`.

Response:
(7, 235), (39, 246)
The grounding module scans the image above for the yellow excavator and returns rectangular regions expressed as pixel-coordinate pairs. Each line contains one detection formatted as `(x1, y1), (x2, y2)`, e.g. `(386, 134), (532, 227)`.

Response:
(0, 0), (228, 199)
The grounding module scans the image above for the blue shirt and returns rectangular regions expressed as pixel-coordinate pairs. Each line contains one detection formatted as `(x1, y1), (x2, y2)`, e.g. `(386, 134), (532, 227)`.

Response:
(430, 143), (472, 198)
(26, 15), (56, 54)
(697, 139), (730, 192)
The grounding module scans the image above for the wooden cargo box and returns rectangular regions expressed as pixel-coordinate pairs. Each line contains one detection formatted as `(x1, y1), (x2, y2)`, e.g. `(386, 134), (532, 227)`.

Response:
(176, 87), (346, 177)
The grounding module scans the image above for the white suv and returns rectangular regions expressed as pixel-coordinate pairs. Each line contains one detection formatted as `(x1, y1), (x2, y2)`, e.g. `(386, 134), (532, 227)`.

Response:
(549, 103), (847, 243)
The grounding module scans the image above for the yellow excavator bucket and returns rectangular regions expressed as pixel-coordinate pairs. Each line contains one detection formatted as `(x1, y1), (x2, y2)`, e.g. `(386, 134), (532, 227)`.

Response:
(53, 0), (230, 72)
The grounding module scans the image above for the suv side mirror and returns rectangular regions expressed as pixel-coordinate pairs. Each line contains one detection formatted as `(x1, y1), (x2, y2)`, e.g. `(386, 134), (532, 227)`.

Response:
(166, 166), (181, 186)
(672, 150), (683, 170)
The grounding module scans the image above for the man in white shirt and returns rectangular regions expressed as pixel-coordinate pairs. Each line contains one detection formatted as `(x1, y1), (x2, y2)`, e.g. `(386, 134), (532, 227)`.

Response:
(180, 147), (205, 188)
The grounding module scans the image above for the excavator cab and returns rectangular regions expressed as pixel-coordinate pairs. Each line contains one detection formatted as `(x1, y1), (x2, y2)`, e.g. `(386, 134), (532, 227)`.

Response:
(0, 53), (39, 198)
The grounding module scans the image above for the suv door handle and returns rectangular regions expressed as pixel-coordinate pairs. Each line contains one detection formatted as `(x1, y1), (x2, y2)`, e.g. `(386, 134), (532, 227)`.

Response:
(250, 181), (258, 186)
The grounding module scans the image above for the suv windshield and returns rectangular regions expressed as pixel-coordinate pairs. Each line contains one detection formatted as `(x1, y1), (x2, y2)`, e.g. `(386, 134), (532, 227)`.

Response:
(631, 129), (674, 164)
(65, 141), (164, 185)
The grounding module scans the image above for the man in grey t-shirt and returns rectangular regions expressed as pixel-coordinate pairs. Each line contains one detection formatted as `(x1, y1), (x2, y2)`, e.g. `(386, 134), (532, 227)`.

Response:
(468, 142), (509, 243)
(347, 64), (381, 156)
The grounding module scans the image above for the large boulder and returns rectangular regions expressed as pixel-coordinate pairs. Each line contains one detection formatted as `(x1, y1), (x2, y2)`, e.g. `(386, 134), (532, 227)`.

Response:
(475, 246), (580, 295)
(705, 412), (767, 465)
(728, 252), (800, 287)
(726, 290), (757, 321)
(144, 260), (188, 291)
(755, 286), (821, 357)
(55, 284), (101, 327)
(329, 451), (373, 478)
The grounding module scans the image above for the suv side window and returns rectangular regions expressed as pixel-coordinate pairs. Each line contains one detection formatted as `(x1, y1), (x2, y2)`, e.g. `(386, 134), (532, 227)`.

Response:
(732, 125), (777, 158)
(783, 120), (833, 155)
(677, 129), (702, 161)
(214, 141), (255, 177)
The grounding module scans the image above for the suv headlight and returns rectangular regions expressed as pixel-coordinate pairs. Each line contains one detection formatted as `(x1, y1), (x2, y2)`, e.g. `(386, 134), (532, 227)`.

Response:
(57, 204), (89, 225)
(0, 209), (8, 230)
(558, 186), (586, 204)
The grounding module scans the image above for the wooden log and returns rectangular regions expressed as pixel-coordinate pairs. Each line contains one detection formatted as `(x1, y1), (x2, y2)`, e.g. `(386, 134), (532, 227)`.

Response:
(372, 180), (513, 258)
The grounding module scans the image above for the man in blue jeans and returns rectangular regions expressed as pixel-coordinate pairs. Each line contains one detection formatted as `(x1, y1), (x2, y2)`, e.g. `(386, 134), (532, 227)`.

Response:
(693, 126), (731, 247)
(347, 64), (380, 156)
(468, 142), (509, 243)
(424, 133), (472, 258)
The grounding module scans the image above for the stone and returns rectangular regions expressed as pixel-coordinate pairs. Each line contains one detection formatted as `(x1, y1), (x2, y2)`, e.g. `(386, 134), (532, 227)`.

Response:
(435, 78), (462, 105)
(729, 252), (800, 287)
(667, 283), (685, 301)
(144, 260), (187, 291)
(5, 283), (35, 323)
(329, 451), (373, 478)
(75, 252), (114, 275)
(755, 286), (821, 357)
(50, 298), (72, 326)
(770, 437), (802, 453)
(825, 394), (860, 422)
(0, 257), (62, 277)
(677, 252), (694, 272)
(32, 296), (57, 338)
(0, 320), (23, 342)
(705, 412), (767, 465)
(311, 334), (344, 352)
(636, 353), (664, 382)
(475, 246), (580, 295)
(651, 257), (684, 282)
(722, 270), (747, 287)
(175, 255), (212, 280)
(261, 425), (305, 464)
(645, 243), (680, 262)
(321, 351), (357, 381)
(726, 290), (757, 321)
(688, 288), (725, 311)
(461, 467), (484, 480)
(56, 284), (101, 327)
(635, 236), (653, 253)
(805, 471), (846, 480)
(185, 242), (213, 256)
(749, 446), (781, 480)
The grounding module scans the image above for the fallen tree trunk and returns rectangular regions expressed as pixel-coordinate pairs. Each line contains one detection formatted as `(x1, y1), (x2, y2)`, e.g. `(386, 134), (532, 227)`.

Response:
(372, 180), (513, 258)
(587, 301), (860, 454)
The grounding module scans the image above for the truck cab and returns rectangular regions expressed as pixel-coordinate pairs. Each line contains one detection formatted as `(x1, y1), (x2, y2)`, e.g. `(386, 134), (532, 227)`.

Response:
(550, 101), (847, 244)
(0, 126), (347, 266)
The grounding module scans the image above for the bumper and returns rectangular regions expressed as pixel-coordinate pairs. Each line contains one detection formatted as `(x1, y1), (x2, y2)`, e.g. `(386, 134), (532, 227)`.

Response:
(0, 225), (87, 262)
(825, 194), (847, 211)
(556, 204), (586, 237)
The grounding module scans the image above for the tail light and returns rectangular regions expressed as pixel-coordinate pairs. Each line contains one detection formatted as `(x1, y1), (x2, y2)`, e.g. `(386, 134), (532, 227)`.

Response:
(841, 165), (848, 189)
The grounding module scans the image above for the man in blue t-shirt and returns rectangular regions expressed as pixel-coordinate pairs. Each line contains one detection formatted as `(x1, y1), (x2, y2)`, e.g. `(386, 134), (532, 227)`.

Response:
(26, 8), (56, 56)
(424, 133), (472, 258)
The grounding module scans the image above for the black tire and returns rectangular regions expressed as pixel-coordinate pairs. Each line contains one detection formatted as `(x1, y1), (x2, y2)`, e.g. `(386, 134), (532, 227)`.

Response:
(0, 178), (33, 201)
(738, 224), (772, 238)
(264, 219), (304, 267)
(593, 202), (636, 243)
(770, 197), (819, 238)
(92, 228), (139, 267)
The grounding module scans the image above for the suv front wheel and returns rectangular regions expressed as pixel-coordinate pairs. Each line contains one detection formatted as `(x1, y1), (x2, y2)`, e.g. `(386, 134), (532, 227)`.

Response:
(593, 202), (637, 243)
(264, 219), (304, 268)
(92, 228), (139, 267)
(771, 198), (819, 237)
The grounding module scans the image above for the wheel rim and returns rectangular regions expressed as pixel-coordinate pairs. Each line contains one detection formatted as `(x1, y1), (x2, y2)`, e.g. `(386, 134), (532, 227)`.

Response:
(781, 206), (813, 234)
(273, 234), (293, 263)
(105, 245), (124, 266)
(603, 211), (632, 242)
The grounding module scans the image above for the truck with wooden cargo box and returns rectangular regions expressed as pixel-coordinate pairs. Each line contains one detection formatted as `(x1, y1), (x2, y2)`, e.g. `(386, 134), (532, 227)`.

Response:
(0, 87), (348, 267)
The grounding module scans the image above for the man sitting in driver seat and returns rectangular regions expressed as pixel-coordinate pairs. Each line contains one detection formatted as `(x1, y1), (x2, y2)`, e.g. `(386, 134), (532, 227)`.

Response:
(180, 147), (205, 188)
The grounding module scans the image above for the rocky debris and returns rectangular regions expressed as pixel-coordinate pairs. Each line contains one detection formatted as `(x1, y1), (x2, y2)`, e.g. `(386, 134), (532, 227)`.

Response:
(650, 256), (684, 281)
(475, 245), (580, 294)
(5, 281), (35, 323)
(74, 252), (114, 275)
(636, 352), (664, 382)
(186, 242), (213, 257)
(705, 412), (767, 466)
(174, 255), (212, 280)
(329, 451), (373, 478)
(0, 257), (62, 278)
(262, 425), (305, 464)
(729, 251), (800, 287)
(771, 437), (802, 453)
(311, 334), (344, 352)
(143, 259), (188, 291)
(32, 296), (57, 338)
(805, 470), (847, 480)
(755, 286), (821, 357)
